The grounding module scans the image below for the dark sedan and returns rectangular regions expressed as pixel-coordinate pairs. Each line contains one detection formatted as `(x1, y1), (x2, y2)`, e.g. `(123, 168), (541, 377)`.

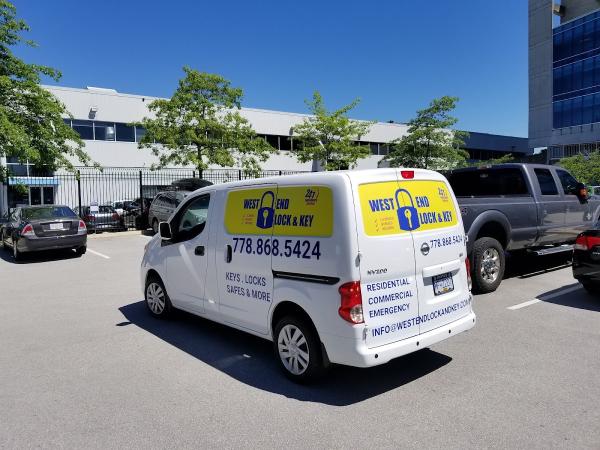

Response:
(573, 230), (600, 294)
(0, 205), (87, 260)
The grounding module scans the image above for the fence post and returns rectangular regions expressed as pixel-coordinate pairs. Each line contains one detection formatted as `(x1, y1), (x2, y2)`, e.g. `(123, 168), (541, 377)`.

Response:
(239, 169), (242, 180)
(139, 170), (143, 215)
(77, 170), (82, 217)
(279, 170), (282, 176)
(199, 169), (203, 180)
(192, 170), (196, 179)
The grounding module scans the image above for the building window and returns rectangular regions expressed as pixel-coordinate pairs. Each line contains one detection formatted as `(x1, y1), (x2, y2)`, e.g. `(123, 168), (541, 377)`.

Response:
(280, 136), (291, 151)
(116, 123), (135, 142)
(265, 135), (279, 150)
(94, 122), (116, 141)
(72, 120), (94, 140)
(135, 126), (147, 142)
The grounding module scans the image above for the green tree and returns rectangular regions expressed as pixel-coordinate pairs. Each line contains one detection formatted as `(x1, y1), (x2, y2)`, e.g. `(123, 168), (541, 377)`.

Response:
(0, 0), (89, 180)
(137, 67), (276, 174)
(385, 96), (469, 170)
(291, 91), (373, 171)
(559, 153), (600, 185)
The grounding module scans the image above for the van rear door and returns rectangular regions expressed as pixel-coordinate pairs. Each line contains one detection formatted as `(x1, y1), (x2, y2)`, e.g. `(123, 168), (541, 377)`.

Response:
(405, 170), (472, 334)
(352, 171), (420, 349)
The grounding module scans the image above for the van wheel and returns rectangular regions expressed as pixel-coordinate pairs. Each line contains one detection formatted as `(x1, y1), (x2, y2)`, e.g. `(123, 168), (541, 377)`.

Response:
(471, 237), (505, 294)
(145, 276), (173, 318)
(151, 219), (159, 235)
(274, 316), (324, 383)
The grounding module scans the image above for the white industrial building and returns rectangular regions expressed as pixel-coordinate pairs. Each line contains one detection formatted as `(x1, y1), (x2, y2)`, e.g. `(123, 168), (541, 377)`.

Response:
(0, 85), (529, 215)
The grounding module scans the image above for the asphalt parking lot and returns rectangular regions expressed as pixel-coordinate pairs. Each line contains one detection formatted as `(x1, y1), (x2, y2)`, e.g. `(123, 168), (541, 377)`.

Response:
(1, 233), (599, 449)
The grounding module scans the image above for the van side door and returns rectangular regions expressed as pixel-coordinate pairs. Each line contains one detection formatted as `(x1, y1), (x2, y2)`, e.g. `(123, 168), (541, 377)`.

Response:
(163, 192), (213, 314)
(215, 185), (276, 334)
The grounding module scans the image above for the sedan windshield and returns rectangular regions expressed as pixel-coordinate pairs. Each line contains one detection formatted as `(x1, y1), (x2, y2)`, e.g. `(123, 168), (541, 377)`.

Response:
(22, 206), (77, 220)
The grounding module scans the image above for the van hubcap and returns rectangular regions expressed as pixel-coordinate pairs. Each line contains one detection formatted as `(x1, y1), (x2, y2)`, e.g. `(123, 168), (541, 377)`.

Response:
(146, 282), (165, 314)
(278, 325), (309, 375)
(481, 248), (500, 283)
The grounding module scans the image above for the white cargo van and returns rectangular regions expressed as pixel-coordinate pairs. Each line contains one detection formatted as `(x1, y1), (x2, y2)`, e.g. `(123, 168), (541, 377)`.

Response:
(141, 168), (476, 382)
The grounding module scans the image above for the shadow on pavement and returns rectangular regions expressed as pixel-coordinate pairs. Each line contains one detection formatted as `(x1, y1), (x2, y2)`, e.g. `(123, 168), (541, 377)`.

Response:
(0, 247), (81, 264)
(119, 301), (452, 406)
(539, 282), (600, 312)
(504, 251), (572, 280)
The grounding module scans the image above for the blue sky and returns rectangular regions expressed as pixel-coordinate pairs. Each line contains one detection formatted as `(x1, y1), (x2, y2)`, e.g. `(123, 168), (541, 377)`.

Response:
(12, 0), (528, 137)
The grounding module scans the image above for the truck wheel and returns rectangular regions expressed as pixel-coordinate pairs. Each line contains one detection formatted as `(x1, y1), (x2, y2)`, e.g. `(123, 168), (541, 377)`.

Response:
(471, 237), (505, 294)
(274, 315), (325, 383)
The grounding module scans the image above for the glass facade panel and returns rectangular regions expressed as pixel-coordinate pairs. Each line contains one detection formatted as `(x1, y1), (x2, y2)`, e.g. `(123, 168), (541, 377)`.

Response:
(553, 11), (600, 128)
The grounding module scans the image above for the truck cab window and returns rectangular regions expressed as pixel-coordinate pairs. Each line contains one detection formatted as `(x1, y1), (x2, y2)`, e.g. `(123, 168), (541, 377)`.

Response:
(534, 169), (559, 195)
(556, 170), (579, 195)
(175, 194), (210, 241)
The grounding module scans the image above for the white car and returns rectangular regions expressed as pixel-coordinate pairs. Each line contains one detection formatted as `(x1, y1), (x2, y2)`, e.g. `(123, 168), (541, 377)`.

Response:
(140, 168), (475, 382)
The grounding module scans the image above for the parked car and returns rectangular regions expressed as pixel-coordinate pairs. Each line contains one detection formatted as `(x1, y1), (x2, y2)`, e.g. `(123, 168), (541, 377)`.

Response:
(0, 205), (87, 260)
(81, 205), (125, 232)
(109, 200), (137, 216)
(148, 191), (191, 234)
(446, 163), (600, 293)
(129, 197), (153, 230)
(141, 168), (475, 382)
(573, 229), (600, 294)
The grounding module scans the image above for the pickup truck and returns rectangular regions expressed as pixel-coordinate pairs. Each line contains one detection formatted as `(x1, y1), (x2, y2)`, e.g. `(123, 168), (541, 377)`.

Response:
(446, 163), (600, 293)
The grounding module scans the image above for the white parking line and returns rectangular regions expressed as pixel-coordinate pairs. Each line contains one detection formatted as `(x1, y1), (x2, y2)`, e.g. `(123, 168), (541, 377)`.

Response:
(87, 249), (111, 259)
(507, 285), (582, 310)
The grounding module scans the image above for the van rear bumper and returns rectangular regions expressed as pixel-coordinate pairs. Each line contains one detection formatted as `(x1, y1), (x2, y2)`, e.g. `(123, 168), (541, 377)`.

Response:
(322, 311), (476, 368)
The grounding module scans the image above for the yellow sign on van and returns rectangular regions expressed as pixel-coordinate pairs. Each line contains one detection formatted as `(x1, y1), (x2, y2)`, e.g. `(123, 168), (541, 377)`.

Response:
(225, 186), (333, 237)
(359, 180), (457, 236)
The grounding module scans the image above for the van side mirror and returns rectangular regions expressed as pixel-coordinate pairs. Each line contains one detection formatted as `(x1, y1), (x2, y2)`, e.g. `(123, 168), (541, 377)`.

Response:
(159, 222), (172, 240)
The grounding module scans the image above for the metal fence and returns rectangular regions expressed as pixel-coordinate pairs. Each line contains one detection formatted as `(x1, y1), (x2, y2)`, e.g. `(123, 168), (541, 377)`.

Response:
(2, 167), (306, 229)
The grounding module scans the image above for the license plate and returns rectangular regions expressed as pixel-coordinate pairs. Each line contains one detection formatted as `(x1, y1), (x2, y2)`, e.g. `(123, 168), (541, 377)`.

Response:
(49, 223), (64, 230)
(433, 273), (454, 296)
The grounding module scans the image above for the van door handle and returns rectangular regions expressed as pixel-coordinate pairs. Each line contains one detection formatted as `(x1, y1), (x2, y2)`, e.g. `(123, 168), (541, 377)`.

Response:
(195, 246), (205, 256)
(225, 244), (232, 263)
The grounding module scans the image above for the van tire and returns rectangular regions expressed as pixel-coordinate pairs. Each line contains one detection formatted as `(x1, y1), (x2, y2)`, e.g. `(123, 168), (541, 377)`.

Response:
(274, 315), (325, 383)
(471, 237), (505, 294)
(145, 275), (173, 318)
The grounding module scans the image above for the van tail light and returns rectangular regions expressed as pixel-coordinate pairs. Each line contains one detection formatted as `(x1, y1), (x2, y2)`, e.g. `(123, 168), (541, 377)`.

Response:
(338, 281), (364, 324)
(21, 223), (35, 237)
(78, 220), (87, 234)
(574, 234), (600, 251)
(465, 257), (472, 291)
(400, 170), (414, 179)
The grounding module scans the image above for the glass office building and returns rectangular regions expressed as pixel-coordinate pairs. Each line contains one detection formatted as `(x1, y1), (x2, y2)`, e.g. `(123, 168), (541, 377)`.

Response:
(553, 10), (600, 129)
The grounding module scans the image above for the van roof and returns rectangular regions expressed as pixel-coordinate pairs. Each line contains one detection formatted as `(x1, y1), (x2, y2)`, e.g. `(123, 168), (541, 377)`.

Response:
(195, 168), (447, 193)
